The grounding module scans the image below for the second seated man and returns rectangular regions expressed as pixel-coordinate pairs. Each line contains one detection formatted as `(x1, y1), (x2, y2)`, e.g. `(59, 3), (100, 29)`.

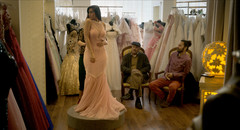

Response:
(121, 42), (151, 109)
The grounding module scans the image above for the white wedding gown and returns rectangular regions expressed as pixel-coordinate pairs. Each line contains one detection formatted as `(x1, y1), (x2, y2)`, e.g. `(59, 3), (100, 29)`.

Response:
(142, 21), (154, 50)
(157, 11), (184, 74)
(150, 9), (206, 81)
(117, 18), (133, 56)
(105, 23), (122, 90)
(192, 16), (205, 81)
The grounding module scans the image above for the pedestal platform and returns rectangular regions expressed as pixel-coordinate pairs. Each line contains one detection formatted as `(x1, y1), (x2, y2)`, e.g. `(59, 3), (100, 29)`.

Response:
(67, 105), (125, 130)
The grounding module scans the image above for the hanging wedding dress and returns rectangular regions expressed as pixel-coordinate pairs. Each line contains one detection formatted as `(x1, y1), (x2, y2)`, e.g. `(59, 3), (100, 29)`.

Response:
(58, 30), (80, 95)
(150, 9), (206, 81)
(58, 15), (68, 59)
(130, 19), (142, 44)
(183, 15), (191, 40)
(114, 15), (121, 25)
(5, 26), (50, 130)
(150, 15), (175, 78)
(174, 12), (185, 48)
(45, 14), (62, 92)
(8, 89), (26, 130)
(142, 21), (154, 50)
(145, 21), (164, 60)
(188, 17), (195, 77)
(152, 11), (181, 75)
(117, 18), (133, 56)
(55, 13), (60, 44)
(192, 16), (205, 81)
(159, 11), (184, 73)
(105, 23), (122, 90)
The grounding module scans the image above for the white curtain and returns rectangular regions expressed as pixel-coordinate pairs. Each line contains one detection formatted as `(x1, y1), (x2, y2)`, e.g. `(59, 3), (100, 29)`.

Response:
(224, 0), (240, 84)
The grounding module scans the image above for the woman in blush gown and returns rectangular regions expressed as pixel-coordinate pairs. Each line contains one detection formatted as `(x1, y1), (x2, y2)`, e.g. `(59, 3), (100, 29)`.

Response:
(74, 5), (126, 120)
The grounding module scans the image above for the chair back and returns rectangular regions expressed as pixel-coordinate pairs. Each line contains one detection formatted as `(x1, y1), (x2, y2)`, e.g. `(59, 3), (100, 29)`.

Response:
(169, 47), (192, 59)
(122, 46), (145, 58)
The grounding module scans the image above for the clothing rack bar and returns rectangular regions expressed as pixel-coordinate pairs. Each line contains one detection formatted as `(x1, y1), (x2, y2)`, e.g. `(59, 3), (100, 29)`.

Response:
(172, 6), (207, 8)
(176, 1), (207, 3)
(122, 12), (136, 14)
(56, 6), (123, 8)
(184, 14), (206, 16)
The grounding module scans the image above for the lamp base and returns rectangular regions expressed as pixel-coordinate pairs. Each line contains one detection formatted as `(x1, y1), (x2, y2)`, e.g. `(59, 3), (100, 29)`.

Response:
(201, 73), (215, 78)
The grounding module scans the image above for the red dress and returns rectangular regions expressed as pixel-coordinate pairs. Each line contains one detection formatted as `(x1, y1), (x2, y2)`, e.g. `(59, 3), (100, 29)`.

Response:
(5, 27), (49, 130)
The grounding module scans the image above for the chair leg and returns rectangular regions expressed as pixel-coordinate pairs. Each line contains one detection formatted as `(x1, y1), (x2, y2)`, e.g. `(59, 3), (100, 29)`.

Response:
(148, 88), (150, 103)
(121, 86), (125, 102)
(142, 88), (144, 105)
(154, 94), (157, 105)
(180, 91), (184, 106)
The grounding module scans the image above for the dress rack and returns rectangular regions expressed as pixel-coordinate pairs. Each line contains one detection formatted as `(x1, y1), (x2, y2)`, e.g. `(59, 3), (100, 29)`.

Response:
(172, 0), (207, 16)
(56, 5), (123, 9)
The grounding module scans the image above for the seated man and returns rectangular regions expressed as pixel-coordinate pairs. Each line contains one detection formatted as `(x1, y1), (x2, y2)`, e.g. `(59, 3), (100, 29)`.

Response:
(121, 42), (151, 109)
(149, 40), (192, 108)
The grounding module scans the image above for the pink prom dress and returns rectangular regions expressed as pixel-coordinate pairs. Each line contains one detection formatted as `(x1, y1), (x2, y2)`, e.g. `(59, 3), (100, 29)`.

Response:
(74, 19), (126, 120)
(145, 24), (164, 60)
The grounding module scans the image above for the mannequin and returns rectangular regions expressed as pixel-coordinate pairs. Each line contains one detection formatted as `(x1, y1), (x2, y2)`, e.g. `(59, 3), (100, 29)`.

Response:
(66, 19), (80, 34)
(156, 20), (166, 28)
(58, 20), (81, 95)
(139, 22), (144, 29)
(70, 19), (77, 25)
(105, 20), (122, 90)
(108, 21), (114, 32)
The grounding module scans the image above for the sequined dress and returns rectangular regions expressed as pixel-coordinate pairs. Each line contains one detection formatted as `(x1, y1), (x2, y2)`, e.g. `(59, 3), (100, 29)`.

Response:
(58, 30), (80, 95)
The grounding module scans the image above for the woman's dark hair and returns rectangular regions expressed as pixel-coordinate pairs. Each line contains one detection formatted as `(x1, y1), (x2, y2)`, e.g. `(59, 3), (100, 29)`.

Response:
(181, 40), (192, 51)
(87, 5), (102, 21)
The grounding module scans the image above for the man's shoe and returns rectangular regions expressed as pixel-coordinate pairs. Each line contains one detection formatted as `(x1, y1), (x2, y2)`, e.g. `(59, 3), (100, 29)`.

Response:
(121, 93), (134, 100)
(135, 98), (143, 109)
(160, 100), (169, 108)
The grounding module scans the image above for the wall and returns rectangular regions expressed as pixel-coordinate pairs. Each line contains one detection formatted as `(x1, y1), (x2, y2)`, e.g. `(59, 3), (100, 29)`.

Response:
(55, 0), (72, 6)
(45, 0), (55, 30)
(74, 0), (91, 6)
(152, 0), (163, 21)
(153, 6), (160, 21)
(19, 0), (46, 103)
(162, 0), (175, 22)
(56, 0), (90, 6)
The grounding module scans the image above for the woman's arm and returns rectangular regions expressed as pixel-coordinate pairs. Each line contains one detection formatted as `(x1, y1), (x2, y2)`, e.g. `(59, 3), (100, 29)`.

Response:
(84, 19), (95, 62)
(78, 41), (86, 46)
